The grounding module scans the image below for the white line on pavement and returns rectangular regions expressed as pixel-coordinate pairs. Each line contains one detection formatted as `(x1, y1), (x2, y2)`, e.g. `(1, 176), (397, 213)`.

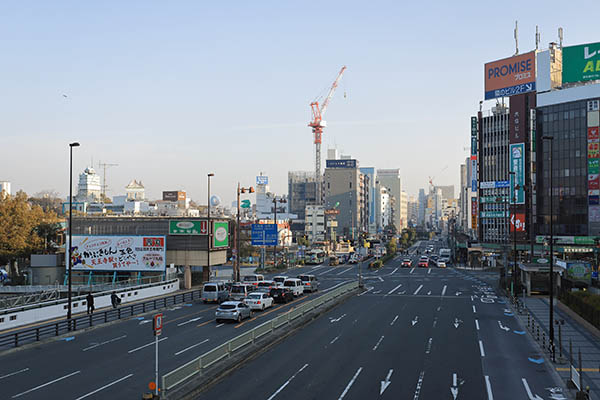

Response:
(174, 339), (210, 356)
(388, 283), (403, 295)
(12, 370), (81, 398)
(479, 340), (485, 357)
(338, 367), (363, 400)
(266, 364), (309, 400)
(390, 315), (399, 326)
(82, 335), (127, 351)
(441, 285), (447, 296)
(128, 337), (168, 354)
(410, 268), (415, 274)
(373, 336), (385, 351)
(472, 305), (477, 313)
(475, 319), (480, 330)
(413, 285), (423, 295)
(330, 336), (339, 345)
(74, 374), (133, 400)
(485, 375), (494, 400)
(0, 368), (29, 380)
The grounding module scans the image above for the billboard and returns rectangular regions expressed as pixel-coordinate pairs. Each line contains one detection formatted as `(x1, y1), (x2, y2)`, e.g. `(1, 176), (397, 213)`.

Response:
(256, 176), (269, 185)
(163, 191), (186, 201)
(326, 159), (357, 169)
(213, 222), (229, 248)
(169, 220), (207, 235)
(563, 42), (600, 84)
(510, 212), (526, 232)
(510, 143), (525, 204)
(484, 52), (536, 100)
(70, 236), (166, 271)
(251, 224), (277, 246)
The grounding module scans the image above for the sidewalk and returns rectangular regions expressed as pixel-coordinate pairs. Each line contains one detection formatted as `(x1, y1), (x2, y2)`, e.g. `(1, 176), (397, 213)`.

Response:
(522, 296), (600, 399)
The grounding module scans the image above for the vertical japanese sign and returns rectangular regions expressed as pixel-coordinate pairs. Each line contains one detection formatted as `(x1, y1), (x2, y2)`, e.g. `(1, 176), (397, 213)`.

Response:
(510, 143), (525, 204)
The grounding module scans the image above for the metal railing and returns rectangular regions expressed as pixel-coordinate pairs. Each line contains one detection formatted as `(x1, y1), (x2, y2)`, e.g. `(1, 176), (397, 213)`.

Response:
(162, 281), (359, 394)
(0, 284), (198, 350)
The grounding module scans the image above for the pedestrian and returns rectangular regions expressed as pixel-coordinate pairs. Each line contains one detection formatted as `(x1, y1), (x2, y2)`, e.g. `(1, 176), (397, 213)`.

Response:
(86, 292), (95, 314)
(111, 291), (119, 309)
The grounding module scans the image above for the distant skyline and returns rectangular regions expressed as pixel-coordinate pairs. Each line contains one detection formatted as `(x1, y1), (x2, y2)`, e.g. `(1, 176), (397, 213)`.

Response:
(2, 1), (599, 205)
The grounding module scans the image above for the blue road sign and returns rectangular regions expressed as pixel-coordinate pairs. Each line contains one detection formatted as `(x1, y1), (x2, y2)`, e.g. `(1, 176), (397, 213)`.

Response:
(251, 224), (277, 246)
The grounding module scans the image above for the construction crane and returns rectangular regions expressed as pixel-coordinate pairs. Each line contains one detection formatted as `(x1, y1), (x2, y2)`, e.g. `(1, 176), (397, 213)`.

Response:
(98, 161), (119, 200)
(309, 66), (347, 205)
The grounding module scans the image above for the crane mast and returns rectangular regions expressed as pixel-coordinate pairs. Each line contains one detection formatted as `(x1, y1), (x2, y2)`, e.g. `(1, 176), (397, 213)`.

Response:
(309, 66), (346, 205)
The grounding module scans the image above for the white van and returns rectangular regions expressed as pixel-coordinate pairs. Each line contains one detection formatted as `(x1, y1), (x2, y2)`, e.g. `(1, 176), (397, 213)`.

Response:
(283, 278), (304, 297)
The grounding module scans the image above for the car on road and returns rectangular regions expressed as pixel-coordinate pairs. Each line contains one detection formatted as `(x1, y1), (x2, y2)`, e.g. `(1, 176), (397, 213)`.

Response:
(273, 276), (288, 287)
(401, 259), (412, 268)
(269, 287), (294, 303)
(215, 301), (253, 323)
(201, 282), (229, 303)
(297, 274), (319, 293)
(244, 292), (274, 310)
(229, 284), (254, 301)
(437, 261), (447, 268)
(283, 278), (304, 296)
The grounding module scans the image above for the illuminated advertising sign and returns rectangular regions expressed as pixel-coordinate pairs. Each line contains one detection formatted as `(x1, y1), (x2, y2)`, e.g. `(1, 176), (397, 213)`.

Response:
(510, 212), (526, 232)
(70, 236), (166, 271)
(563, 42), (600, 84)
(510, 143), (525, 204)
(484, 52), (536, 100)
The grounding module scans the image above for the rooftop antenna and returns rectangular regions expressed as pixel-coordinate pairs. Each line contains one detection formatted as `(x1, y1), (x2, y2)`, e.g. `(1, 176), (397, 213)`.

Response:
(558, 27), (564, 48)
(514, 20), (519, 55)
(535, 25), (540, 50)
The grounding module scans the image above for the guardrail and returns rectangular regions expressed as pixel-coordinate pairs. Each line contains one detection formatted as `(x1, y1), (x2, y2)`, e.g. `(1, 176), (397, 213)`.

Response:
(0, 282), (197, 350)
(162, 280), (359, 395)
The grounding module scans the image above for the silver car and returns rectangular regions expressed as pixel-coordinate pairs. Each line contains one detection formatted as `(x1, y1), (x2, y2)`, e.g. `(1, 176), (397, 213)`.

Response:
(215, 301), (253, 323)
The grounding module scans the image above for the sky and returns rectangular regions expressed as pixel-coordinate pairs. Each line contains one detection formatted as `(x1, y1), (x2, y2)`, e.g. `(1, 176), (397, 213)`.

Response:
(1, 0), (599, 206)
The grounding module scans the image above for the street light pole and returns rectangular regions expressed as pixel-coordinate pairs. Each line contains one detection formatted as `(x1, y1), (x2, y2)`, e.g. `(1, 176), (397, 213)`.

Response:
(543, 135), (555, 350)
(207, 173), (214, 280)
(67, 142), (80, 325)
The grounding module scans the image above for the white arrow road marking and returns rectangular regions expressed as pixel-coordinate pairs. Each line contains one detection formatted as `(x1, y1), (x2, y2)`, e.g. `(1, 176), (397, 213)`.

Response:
(412, 317), (419, 326)
(441, 285), (447, 296)
(338, 367), (363, 400)
(485, 375), (494, 400)
(388, 283), (403, 295)
(373, 336), (385, 351)
(522, 378), (543, 400)
(498, 321), (510, 332)
(380, 369), (393, 395)
(177, 316), (203, 326)
(390, 315), (399, 326)
(266, 364), (309, 400)
(413, 285), (423, 295)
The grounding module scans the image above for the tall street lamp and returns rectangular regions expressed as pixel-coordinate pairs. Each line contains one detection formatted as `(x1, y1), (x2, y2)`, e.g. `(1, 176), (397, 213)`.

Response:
(236, 183), (254, 282)
(272, 197), (287, 267)
(542, 135), (555, 352)
(207, 173), (214, 280)
(67, 142), (80, 324)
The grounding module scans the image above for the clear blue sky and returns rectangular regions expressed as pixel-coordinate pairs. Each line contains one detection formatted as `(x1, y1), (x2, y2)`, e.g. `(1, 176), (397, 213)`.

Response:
(1, 1), (598, 205)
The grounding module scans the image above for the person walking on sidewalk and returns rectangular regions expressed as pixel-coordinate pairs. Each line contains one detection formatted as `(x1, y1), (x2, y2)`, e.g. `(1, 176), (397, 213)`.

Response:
(86, 292), (95, 314)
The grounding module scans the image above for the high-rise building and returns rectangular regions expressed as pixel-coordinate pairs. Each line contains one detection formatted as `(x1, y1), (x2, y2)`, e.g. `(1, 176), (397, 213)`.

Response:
(359, 167), (377, 234)
(288, 171), (317, 221)
(76, 167), (102, 202)
(377, 169), (403, 230)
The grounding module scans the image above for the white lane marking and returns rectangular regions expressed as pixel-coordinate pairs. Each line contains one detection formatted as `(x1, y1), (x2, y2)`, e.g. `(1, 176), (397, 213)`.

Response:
(388, 283), (403, 295)
(358, 287), (373, 296)
(216, 323), (225, 328)
(330, 336), (340, 345)
(74, 374), (133, 400)
(427, 269), (431, 275)
(338, 367), (363, 400)
(128, 337), (168, 354)
(410, 268), (415, 274)
(441, 285), (447, 296)
(82, 335), (127, 351)
(475, 319), (480, 330)
(413, 285), (423, 295)
(0, 368), (29, 380)
(390, 315), (399, 326)
(174, 339), (210, 356)
(472, 305), (477, 313)
(390, 268), (398, 275)
(413, 371), (425, 400)
(479, 340), (485, 357)
(485, 375), (494, 400)
(266, 364), (309, 400)
(12, 370), (81, 398)
(372, 336), (385, 351)
(177, 316), (203, 326)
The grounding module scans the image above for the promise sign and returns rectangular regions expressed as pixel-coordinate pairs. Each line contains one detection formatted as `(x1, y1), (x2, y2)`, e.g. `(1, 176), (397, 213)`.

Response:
(563, 42), (600, 84)
(484, 52), (536, 100)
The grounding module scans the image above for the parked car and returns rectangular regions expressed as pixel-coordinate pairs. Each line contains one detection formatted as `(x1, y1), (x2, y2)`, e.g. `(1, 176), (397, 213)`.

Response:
(244, 292), (274, 310)
(229, 284), (254, 301)
(242, 274), (265, 286)
(401, 259), (412, 268)
(201, 282), (229, 303)
(297, 274), (319, 293)
(269, 287), (294, 303)
(283, 278), (304, 296)
(273, 276), (288, 287)
(215, 301), (253, 323)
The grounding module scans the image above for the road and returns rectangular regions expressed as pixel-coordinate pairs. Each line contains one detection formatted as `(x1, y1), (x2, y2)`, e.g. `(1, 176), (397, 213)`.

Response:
(199, 240), (568, 400)
(0, 261), (362, 399)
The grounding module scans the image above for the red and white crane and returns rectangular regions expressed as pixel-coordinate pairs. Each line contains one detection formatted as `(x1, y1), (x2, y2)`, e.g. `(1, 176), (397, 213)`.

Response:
(309, 66), (347, 204)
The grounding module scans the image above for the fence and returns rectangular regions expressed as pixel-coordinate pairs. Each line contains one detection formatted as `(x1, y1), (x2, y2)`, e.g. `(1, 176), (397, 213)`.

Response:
(0, 284), (199, 350)
(161, 280), (359, 394)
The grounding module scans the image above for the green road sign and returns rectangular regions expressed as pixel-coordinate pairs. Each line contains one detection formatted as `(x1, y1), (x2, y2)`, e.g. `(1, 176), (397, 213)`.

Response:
(213, 222), (229, 248)
(241, 199), (251, 208)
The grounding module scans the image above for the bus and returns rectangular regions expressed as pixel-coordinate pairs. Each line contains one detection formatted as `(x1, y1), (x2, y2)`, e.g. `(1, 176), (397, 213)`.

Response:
(305, 250), (326, 265)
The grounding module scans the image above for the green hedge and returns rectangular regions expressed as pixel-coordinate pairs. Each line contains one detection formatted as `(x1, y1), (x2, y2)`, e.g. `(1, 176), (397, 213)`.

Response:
(560, 290), (600, 329)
